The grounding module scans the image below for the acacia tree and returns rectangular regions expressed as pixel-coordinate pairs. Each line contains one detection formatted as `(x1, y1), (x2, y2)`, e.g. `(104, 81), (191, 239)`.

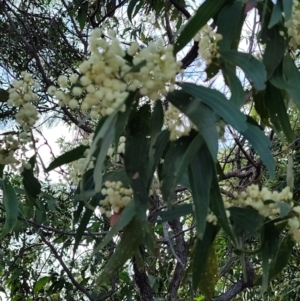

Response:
(0, 0), (300, 300)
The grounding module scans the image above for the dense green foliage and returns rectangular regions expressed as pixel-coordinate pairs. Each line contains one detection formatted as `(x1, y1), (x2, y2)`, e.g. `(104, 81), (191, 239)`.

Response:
(1, 0), (300, 300)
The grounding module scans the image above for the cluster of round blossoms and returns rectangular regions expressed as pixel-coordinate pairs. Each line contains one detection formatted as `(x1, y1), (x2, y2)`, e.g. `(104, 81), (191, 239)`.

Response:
(232, 185), (293, 218)
(7, 72), (39, 130)
(0, 132), (33, 169)
(107, 136), (126, 158)
(288, 206), (300, 242)
(284, 0), (300, 47)
(100, 181), (133, 216)
(194, 24), (222, 65)
(164, 104), (192, 141)
(47, 28), (181, 117)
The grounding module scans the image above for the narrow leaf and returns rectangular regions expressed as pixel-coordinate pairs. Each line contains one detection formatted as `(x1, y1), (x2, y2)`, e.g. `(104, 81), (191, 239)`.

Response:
(178, 83), (247, 132)
(263, 26), (286, 79)
(93, 201), (136, 254)
(265, 82), (294, 142)
(220, 50), (267, 90)
(240, 118), (275, 178)
(229, 207), (264, 237)
(34, 276), (51, 293)
(46, 145), (89, 172)
(174, 0), (227, 54)
(96, 216), (145, 285)
(192, 223), (219, 290)
(155, 204), (193, 224)
(189, 144), (212, 238)
(0, 178), (19, 238)
(217, 1), (244, 51)
(161, 133), (203, 207)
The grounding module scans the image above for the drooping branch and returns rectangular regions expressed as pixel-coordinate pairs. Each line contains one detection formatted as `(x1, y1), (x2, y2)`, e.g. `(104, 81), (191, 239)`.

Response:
(39, 232), (94, 301)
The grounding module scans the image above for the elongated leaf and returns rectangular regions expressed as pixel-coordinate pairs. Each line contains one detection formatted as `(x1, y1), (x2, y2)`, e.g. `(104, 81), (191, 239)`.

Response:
(161, 133), (203, 207)
(93, 201), (136, 254)
(253, 91), (270, 126)
(283, 0), (293, 20)
(125, 104), (151, 207)
(178, 83), (247, 132)
(282, 54), (300, 109)
(0, 88), (9, 102)
(93, 124), (115, 192)
(189, 144), (212, 239)
(147, 130), (169, 191)
(86, 113), (117, 192)
(46, 145), (89, 172)
(168, 90), (219, 159)
(263, 26), (286, 79)
(198, 242), (219, 299)
(0, 178), (19, 238)
(210, 168), (235, 242)
(114, 91), (136, 147)
(269, 234), (294, 278)
(217, 1), (244, 51)
(265, 82), (294, 142)
(174, 0), (227, 54)
(77, 1), (88, 30)
(254, 234), (294, 286)
(260, 222), (280, 293)
(240, 118), (275, 178)
(223, 67), (246, 108)
(261, 223), (279, 293)
(147, 101), (165, 189)
(34, 276), (51, 293)
(220, 50), (267, 90)
(127, 0), (142, 22)
(268, 1), (282, 28)
(192, 223), (219, 290)
(73, 196), (100, 255)
(96, 216), (145, 285)
(155, 204), (193, 224)
(229, 207), (264, 237)
(22, 156), (41, 200)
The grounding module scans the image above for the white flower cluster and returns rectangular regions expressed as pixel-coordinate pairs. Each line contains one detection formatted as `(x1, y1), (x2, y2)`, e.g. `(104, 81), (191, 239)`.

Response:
(284, 0), (300, 47)
(206, 213), (218, 225)
(233, 185), (293, 218)
(0, 132), (34, 170)
(48, 28), (180, 116)
(100, 181), (133, 216)
(288, 205), (300, 242)
(194, 24), (222, 65)
(107, 136), (126, 157)
(124, 40), (181, 100)
(164, 104), (192, 140)
(7, 72), (40, 130)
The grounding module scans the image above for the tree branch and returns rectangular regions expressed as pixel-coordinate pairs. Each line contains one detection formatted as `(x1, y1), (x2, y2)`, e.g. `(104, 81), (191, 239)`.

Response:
(39, 232), (94, 301)
(213, 258), (255, 301)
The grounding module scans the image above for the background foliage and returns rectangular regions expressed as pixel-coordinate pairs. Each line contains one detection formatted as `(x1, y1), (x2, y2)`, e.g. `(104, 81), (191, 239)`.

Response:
(0, 0), (300, 300)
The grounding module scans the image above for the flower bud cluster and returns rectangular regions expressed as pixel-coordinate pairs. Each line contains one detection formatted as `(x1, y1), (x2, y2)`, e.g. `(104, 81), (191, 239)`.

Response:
(48, 28), (180, 116)
(124, 40), (181, 100)
(100, 181), (133, 216)
(288, 204), (300, 242)
(164, 104), (192, 140)
(7, 72), (39, 130)
(233, 185), (293, 218)
(206, 213), (218, 225)
(107, 136), (126, 158)
(284, 0), (300, 47)
(194, 25), (222, 65)
(0, 132), (33, 170)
